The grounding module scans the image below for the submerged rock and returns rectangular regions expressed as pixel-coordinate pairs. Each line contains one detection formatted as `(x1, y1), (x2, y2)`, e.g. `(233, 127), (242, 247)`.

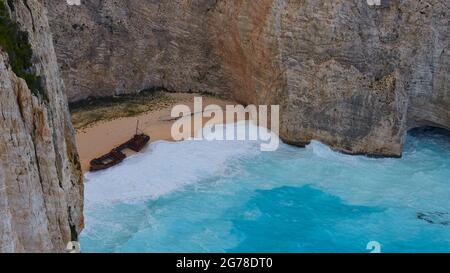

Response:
(417, 212), (450, 226)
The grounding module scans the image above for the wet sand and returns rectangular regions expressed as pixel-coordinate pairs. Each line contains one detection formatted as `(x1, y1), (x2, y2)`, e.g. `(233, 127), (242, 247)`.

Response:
(74, 93), (242, 173)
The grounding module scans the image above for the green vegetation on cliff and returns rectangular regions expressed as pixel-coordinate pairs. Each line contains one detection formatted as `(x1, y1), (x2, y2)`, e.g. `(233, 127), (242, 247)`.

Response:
(69, 91), (177, 130)
(0, 0), (45, 100)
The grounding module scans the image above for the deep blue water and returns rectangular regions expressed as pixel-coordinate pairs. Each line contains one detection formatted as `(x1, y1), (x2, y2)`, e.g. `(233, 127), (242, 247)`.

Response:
(80, 126), (450, 253)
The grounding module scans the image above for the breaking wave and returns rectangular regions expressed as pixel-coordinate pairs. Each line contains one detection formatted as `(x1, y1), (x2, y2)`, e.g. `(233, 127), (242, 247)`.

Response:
(81, 124), (450, 253)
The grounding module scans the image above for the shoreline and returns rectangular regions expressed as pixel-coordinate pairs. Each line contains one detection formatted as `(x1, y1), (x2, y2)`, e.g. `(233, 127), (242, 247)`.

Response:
(74, 92), (242, 173)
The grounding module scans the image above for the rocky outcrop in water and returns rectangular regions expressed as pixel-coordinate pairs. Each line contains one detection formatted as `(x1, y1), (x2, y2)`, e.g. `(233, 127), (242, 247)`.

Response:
(47, 0), (449, 156)
(0, 0), (83, 252)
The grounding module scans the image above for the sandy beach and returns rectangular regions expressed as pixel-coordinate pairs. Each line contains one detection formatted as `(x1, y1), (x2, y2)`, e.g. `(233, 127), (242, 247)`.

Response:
(74, 93), (242, 172)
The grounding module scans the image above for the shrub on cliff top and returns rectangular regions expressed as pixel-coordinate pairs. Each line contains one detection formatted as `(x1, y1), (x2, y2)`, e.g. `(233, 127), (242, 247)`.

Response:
(0, 0), (46, 101)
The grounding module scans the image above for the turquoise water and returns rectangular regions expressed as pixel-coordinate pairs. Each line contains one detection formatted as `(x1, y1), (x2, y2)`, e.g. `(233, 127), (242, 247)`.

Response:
(80, 125), (450, 253)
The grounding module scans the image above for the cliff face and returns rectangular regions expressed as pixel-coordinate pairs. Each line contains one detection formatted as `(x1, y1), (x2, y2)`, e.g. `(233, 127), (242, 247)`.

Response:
(0, 0), (83, 252)
(276, 0), (449, 155)
(46, 0), (231, 101)
(47, 0), (449, 156)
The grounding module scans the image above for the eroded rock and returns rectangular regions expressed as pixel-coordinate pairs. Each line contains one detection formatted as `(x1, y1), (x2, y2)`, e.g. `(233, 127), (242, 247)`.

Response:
(0, 0), (83, 253)
(46, 0), (449, 156)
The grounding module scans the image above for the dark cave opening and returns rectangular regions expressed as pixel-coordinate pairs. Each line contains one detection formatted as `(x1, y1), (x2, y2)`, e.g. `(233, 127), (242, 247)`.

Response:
(408, 126), (450, 139)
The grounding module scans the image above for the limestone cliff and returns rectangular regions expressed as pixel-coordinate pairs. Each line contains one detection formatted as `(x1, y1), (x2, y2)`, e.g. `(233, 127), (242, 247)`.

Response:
(46, 0), (230, 101)
(0, 0), (83, 252)
(46, 0), (449, 156)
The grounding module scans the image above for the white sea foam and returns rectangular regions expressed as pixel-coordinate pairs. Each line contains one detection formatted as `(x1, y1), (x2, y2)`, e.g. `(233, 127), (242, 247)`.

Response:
(84, 121), (450, 212)
(303, 139), (450, 210)
(84, 121), (275, 206)
(307, 140), (360, 165)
